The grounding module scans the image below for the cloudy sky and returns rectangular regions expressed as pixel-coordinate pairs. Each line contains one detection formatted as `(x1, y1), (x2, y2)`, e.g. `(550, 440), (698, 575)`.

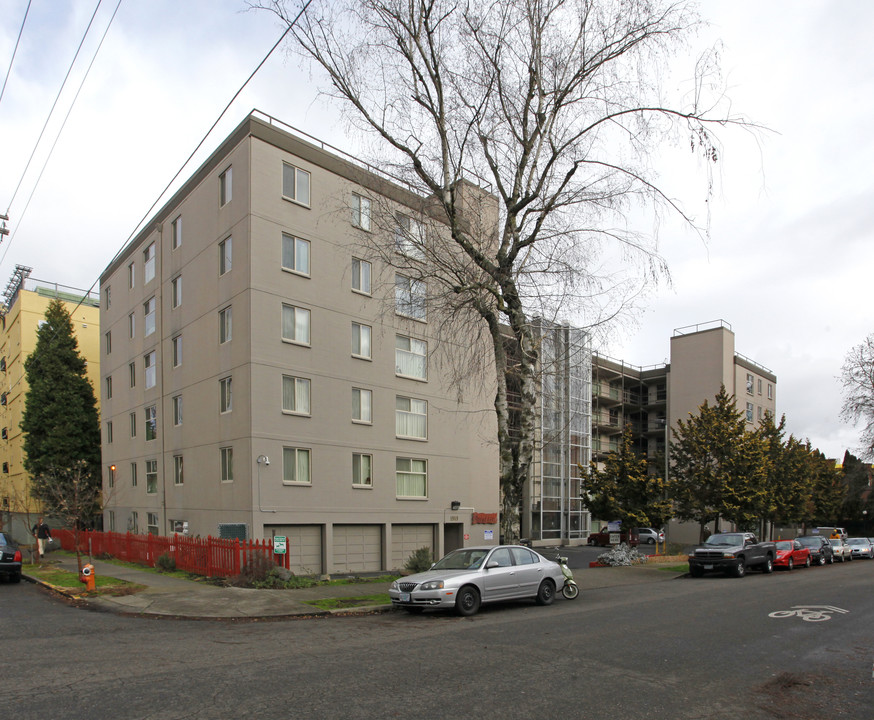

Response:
(1, 1), (871, 460)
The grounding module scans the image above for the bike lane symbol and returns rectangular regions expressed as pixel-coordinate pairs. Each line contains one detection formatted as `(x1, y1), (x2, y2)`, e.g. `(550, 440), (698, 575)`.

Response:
(768, 605), (849, 622)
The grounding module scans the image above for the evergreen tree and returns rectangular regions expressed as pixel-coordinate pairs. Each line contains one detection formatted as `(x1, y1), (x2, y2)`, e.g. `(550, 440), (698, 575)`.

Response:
(583, 424), (672, 531)
(807, 446), (845, 526)
(21, 299), (101, 522)
(839, 450), (873, 529)
(668, 385), (769, 540)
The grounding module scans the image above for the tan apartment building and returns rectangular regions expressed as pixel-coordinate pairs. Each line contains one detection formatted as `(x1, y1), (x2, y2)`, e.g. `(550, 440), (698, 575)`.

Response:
(98, 111), (500, 574)
(0, 266), (101, 540)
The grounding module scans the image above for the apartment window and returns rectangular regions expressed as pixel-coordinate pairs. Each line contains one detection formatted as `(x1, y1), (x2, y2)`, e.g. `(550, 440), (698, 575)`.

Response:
(396, 457), (427, 498)
(282, 375), (311, 415)
(128, 261), (135, 289)
(144, 351), (156, 389)
(172, 335), (182, 367)
(352, 388), (372, 424)
(396, 334), (427, 379)
(352, 453), (373, 487)
(396, 396), (427, 439)
(767, 383), (773, 400)
(129, 511), (139, 533)
(145, 405), (157, 441)
(746, 373), (754, 395)
(171, 394), (182, 426)
(395, 274), (426, 320)
(144, 242), (156, 284)
(281, 233), (310, 275)
(128, 312), (135, 338)
(106, 421), (113, 444)
(174, 455), (184, 486)
(757, 379), (763, 395)
(352, 193), (371, 230)
(220, 377), (233, 413)
(219, 306), (232, 343)
(146, 460), (158, 494)
(351, 322), (371, 359)
(352, 258), (371, 294)
(746, 402), (754, 422)
(395, 214), (426, 260)
(281, 304), (311, 345)
(129, 412), (136, 438)
(171, 275), (182, 308)
(104, 286), (111, 310)
(757, 406), (763, 421)
(220, 447), (234, 483)
(108, 464), (115, 488)
(219, 166), (232, 206)
(144, 296), (156, 336)
(147, 512), (159, 535)
(105, 331), (112, 354)
(219, 236), (232, 275)
(130, 462), (137, 487)
(129, 362), (136, 388)
(282, 162), (310, 206)
(171, 215), (182, 250)
(105, 375), (113, 399)
(283, 447), (311, 484)
(108, 510), (115, 532)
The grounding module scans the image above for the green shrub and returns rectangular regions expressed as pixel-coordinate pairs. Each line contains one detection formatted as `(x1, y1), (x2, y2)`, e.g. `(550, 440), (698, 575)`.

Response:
(404, 546), (433, 573)
(155, 553), (176, 572)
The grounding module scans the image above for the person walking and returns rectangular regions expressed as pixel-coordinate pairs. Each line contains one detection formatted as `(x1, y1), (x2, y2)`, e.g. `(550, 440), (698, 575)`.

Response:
(32, 517), (53, 560)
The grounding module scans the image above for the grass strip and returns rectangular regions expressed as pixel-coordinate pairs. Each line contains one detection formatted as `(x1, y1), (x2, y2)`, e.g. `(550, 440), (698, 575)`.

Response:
(303, 593), (392, 610)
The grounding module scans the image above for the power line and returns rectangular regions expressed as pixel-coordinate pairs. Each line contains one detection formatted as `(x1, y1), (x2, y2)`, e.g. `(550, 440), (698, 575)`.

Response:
(0, 0), (32, 108)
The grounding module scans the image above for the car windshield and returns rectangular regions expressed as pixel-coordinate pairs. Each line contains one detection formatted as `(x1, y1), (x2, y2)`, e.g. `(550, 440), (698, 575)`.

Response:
(705, 533), (744, 546)
(775, 541), (793, 550)
(847, 539), (867, 546)
(796, 537), (818, 546)
(432, 549), (489, 571)
(828, 539), (842, 547)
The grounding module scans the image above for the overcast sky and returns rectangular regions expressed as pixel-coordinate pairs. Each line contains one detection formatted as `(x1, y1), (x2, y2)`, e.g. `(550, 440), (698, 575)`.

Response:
(1, 1), (871, 460)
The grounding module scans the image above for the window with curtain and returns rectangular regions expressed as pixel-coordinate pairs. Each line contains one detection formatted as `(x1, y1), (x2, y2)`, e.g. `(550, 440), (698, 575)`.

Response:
(283, 447), (311, 484)
(395, 334), (427, 379)
(396, 457), (426, 498)
(396, 396), (427, 439)
(282, 375), (311, 415)
(282, 304), (310, 345)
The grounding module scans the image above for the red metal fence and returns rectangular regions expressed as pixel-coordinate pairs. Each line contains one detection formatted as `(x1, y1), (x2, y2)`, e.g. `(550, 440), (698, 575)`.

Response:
(52, 529), (290, 578)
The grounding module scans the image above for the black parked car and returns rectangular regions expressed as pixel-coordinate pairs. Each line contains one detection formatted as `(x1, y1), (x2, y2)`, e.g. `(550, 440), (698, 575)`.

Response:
(796, 535), (834, 566)
(0, 532), (22, 582)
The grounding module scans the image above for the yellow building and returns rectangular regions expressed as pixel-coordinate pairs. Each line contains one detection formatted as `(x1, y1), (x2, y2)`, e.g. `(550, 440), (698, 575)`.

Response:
(0, 266), (101, 540)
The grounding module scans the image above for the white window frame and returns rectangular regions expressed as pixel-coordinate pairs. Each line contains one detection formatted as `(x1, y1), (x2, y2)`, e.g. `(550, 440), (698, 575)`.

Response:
(105, 375), (113, 399)
(147, 512), (159, 535)
(144, 296), (156, 337)
(219, 236), (232, 275)
(104, 286), (111, 310)
(395, 214), (426, 260)
(145, 405), (157, 441)
(746, 373), (754, 395)
(106, 421), (113, 444)
(146, 460), (158, 494)
(282, 446), (312, 485)
(144, 350), (156, 389)
(105, 331), (112, 354)
(282, 375), (311, 416)
(219, 166), (232, 206)
(108, 510), (115, 532)
(352, 387), (372, 424)
(171, 215), (182, 250)
(396, 396), (427, 439)
(220, 447), (234, 483)
(171, 275), (182, 308)
(219, 306), (232, 344)
(352, 193), (371, 231)
(352, 258), (371, 295)
(396, 457), (427, 498)
(174, 455), (184, 486)
(144, 242), (156, 284)
(220, 376), (233, 414)
(130, 462), (137, 487)
(172, 335), (182, 368)
(282, 162), (311, 206)
(352, 453), (373, 488)
(746, 402), (754, 422)
(128, 312), (135, 339)
(351, 322), (372, 359)
(767, 383), (773, 400)
(395, 274), (426, 321)
(129, 362), (136, 388)
(129, 411), (136, 438)
(281, 304), (311, 345)
(172, 395), (183, 426)
(128, 261), (135, 289)
(395, 334), (427, 380)
(281, 233), (311, 276)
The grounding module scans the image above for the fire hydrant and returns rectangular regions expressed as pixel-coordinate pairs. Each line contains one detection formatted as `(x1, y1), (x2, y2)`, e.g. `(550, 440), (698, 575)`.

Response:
(80, 563), (96, 591)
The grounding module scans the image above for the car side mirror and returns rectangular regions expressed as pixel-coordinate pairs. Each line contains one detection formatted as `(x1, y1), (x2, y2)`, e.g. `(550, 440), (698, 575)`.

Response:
(485, 561), (500, 569)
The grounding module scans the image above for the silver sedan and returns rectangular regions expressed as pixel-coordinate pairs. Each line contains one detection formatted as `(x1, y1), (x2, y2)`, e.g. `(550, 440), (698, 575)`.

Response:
(389, 545), (567, 616)
(846, 537), (874, 559)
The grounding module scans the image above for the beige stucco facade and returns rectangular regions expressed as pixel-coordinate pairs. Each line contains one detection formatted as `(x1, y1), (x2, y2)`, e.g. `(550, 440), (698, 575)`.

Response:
(99, 112), (500, 574)
(0, 271), (101, 536)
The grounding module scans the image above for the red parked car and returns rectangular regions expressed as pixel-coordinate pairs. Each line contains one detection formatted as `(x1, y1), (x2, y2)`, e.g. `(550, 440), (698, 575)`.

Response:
(587, 528), (639, 547)
(773, 539), (811, 570)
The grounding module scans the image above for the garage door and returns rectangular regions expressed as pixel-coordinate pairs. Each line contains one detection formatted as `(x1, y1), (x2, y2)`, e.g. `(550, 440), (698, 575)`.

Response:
(333, 525), (382, 573)
(391, 524), (435, 570)
(265, 525), (322, 575)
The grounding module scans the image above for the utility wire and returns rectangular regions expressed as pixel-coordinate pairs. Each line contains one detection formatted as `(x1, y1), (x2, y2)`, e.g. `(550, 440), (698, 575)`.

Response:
(0, 0), (32, 108)
(4, 0), (105, 217)
(0, 0), (123, 270)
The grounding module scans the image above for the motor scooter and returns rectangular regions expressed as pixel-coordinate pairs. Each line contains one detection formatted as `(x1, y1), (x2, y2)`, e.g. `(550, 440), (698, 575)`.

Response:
(555, 555), (579, 599)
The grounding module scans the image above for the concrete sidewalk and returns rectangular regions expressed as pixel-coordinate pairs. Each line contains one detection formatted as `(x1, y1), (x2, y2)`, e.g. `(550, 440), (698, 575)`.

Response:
(24, 554), (685, 620)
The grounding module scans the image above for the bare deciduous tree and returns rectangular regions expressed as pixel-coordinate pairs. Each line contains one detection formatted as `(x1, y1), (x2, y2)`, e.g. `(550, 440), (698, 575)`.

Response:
(253, 0), (749, 540)
(840, 334), (874, 459)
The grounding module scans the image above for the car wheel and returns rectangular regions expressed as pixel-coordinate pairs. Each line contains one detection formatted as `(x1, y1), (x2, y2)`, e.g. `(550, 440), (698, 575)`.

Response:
(827, 554), (834, 564)
(804, 556), (811, 568)
(455, 586), (481, 617)
(817, 554), (826, 566)
(689, 565), (704, 578)
(762, 557), (773, 574)
(787, 558), (793, 571)
(732, 560), (746, 578)
(647, 538), (655, 544)
(535, 579), (555, 606)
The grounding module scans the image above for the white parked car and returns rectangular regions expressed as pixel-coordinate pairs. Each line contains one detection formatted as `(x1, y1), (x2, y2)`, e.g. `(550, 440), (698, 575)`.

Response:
(846, 537), (874, 559)
(828, 538), (853, 562)
(635, 528), (665, 544)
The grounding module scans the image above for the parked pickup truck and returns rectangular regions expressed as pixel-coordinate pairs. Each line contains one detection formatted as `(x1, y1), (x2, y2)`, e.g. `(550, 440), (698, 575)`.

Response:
(688, 532), (776, 578)
(587, 528), (639, 547)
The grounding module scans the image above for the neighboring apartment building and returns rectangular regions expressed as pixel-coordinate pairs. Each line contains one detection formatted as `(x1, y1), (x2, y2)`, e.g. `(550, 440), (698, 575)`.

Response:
(99, 111), (500, 574)
(0, 266), (101, 539)
(591, 320), (777, 542)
